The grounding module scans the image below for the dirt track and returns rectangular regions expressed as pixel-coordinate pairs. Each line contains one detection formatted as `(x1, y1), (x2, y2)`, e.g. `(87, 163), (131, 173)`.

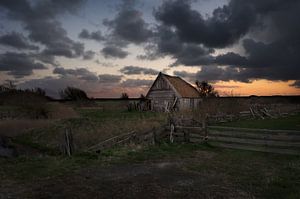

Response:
(1, 152), (251, 199)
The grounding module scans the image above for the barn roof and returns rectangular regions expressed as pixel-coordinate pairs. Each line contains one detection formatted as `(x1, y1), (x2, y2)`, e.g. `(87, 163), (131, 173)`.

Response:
(162, 73), (200, 98)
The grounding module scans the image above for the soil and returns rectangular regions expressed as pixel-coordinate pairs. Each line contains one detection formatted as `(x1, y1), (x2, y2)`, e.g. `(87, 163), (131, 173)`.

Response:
(0, 151), (252, 199)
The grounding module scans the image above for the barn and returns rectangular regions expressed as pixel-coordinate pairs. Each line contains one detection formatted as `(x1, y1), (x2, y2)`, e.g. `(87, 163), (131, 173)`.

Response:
(146, 72), (201, 111)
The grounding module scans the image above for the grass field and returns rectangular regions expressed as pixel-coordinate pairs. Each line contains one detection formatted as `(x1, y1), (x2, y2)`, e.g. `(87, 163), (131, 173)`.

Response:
(12, 107), (167, 153)
(1, 101), (300, 198)
(218, 113), (300, 130)
(1, 143), (299, 198)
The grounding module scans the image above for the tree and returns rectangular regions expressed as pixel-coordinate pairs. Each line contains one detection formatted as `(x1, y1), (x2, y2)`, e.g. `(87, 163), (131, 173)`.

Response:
(139, 94), (146, 101)
(120, 92), (129, 99)
(0, 81), (16, 93)
(195, 80), (218, 98)
(33, 87), (46, 96)
(59, 87), (89, 101)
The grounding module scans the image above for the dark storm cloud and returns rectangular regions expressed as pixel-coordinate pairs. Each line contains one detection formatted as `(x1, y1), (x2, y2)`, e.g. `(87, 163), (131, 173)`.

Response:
(215, 52), (248, 66)
(175, 66), (257, 83)
(171, 44), (214, 66)
(120, 66), (159, 75)
(95, 60), (119, 67)
(78, 29), (105, 42)
(0, 32), (39, 50)
(0, 0), (87, 59)
(121, 79), (153, 87)
(53, 67), (98, 81)
(173, 71), (196, 80)
(0, 52), (47, 78)
(139, 26), (214, 66)
(98, 74), (123, 83)
(146, 0), (300, 84)
(99, 0), (153, 59)
(290, 81), (300, 88)
(101, 46), (129, 59)
(83, 50), (95, 60)
(28, 20), (85, 58)
(195, 66), (251, 83)
(211, 37), (300, 82)
(154, 0), (298, 48)
(154, 0), (257, 48)
(103, 0), (153, 45)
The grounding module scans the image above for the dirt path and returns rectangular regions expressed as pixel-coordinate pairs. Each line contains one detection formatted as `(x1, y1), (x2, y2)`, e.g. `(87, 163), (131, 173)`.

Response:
(1, 158), (251, 199)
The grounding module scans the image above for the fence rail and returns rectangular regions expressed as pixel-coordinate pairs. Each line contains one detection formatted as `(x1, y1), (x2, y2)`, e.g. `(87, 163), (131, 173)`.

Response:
(87, 120), (300, 155)
(87, 126), (168, 153)
(206, 126), (300, 155)
(168, 123), (300, 155)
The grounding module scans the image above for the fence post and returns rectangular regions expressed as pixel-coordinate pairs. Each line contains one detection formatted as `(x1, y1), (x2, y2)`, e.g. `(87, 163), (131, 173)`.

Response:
(170, 123), (174, 143)
(64, 128), (74, 156)
(202, 116), (208, 141)
(184, 130), (190, 143)
(152, 128), (157, 145)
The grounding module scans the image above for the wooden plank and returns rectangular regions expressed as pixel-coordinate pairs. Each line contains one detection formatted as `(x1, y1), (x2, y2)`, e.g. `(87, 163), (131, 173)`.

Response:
(209, 136), (300, 148)
(189, 133), (205, 138)
(173, 132), (184, 137)
(209, 142), (300, 155)
(208, 126), (300, 135)
(190, 137), (205, 143)
(209, 130), (300, 142)
(176, 126), (203, 130)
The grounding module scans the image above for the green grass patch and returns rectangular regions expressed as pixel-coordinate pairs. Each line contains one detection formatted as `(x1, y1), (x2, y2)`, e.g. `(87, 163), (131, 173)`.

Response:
(185, 148), (300, 198)
(218, 113), (300, 130)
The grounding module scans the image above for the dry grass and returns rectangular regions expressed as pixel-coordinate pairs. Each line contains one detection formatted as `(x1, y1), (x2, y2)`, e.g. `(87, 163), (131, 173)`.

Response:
(0, 119), (56, 137)
(47, 102), (79, 119)
(0, 103), (79, 138)
(14, 108), (167, 152)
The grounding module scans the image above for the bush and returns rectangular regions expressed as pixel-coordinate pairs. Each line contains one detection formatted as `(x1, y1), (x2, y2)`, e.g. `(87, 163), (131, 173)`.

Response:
(59, 87), (89, 101)
(0, 89), (50, 119)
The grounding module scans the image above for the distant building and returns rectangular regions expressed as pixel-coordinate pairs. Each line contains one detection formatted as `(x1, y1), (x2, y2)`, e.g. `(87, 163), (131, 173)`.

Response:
(146, 72), (201, 111)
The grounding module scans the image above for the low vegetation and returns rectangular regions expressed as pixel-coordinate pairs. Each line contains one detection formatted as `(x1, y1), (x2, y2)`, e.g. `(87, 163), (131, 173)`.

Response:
(13, 107), (167, 153)
(1, 89), (299, 198)
(219, 113), (300, 130)
(1, 143), (299, 198)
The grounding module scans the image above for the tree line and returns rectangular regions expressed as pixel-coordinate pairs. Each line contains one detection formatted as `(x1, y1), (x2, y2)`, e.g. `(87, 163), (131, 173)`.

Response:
(0, 80), (218, 101)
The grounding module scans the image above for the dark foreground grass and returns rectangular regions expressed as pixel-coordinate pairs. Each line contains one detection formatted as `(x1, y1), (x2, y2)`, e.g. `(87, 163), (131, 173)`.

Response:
(218, 113), (300, 130)
(1, 143), (299, 198)
(184, 146), (300, 199)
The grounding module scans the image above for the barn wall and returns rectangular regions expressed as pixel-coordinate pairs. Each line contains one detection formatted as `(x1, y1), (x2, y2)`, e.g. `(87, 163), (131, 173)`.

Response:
(147, 74), (202, 111)
(179, 98), (202, 110)
(147, 75), (179, 111)
(148, 90), (177, 111)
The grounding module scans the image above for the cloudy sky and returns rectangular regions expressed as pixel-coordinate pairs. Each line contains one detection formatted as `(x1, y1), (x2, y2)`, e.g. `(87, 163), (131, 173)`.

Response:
(0, 0), (300, 98)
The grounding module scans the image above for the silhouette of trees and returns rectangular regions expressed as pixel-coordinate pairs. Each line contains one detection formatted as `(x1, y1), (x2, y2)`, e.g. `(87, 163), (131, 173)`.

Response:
(59, 87), (89, 101)
(33, 87), (46, 96)
(0, 81), (16, 92)
(140, 94), (146, 100)
(195, 80), (218, 98)
(120, 92), (129, 99)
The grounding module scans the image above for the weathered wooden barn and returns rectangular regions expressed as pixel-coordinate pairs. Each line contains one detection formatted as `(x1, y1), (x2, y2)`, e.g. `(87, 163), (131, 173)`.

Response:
(146, 72), (201, 111)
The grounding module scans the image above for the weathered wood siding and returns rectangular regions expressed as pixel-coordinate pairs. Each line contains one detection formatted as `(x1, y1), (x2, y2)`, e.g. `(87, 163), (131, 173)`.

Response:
(147, 73), (201, 111)
(179, 98), (201, 110)
(147, 75), (178, 111)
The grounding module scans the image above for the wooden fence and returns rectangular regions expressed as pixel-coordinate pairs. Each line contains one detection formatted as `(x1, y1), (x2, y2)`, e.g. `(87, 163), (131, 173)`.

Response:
(86, 120), (300, 155)
(169, 123), (300, 155)
(207, 126), (300, 155)
(87, 126), (168, 153)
